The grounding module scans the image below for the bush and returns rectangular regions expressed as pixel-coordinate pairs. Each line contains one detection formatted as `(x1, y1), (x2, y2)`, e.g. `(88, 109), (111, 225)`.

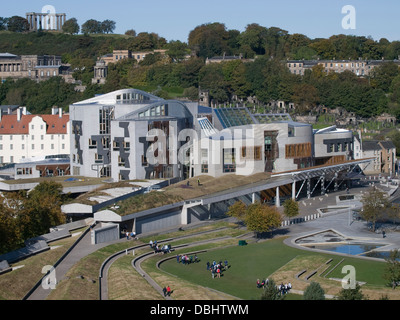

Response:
(303, 281), (325, 300)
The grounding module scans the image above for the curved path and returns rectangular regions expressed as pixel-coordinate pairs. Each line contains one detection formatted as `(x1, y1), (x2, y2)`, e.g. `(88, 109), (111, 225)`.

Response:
(99, 227), (236, 300)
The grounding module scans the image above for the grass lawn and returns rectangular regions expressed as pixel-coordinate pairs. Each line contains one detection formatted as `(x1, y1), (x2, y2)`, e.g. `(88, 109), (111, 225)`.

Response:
(159, 237), (395, 300)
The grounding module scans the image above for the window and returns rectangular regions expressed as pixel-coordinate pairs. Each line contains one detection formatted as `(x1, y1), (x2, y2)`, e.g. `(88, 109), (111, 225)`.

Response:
(95, 154), (103, 163)
(223, 149), (236, 173)
(62, 144), (65, 150)
(265, 137), (272, 152)
(285, 143), (312, 159)
(10, 144), (13, 150)
(201, 164), (209, 174)
(241, 146), (262, 160)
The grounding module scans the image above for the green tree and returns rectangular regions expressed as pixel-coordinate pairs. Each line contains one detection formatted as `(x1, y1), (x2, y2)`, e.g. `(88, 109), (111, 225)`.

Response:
(370, 62), (400, 92)
(227, 200), (248, 222)
(125, 29), (136, 37)
(166, 40), (190, 62)
(244, 203), (282, 236)
(283, 198), (299, 218)
(383, 249), (400, 289)
(21, 181), (66, 239)
(303, 281), (325, 300)
(189, 23), (230, 59)
(260, 279), (285, 300)
(239, 23), (268, 56)
(101, 20), (116, 34)
(0, 192), (24, 254)
(336, 283), (366, 300)
(81, 19), (102, 34)
(360, 187), (391, 232)
(62, 18), (80, 34)
(0, 17), (9, 31)
(7, 16), (29, 33)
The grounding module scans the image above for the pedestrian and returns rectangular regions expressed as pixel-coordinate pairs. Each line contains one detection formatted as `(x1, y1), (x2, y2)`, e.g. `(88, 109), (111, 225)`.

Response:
(162, 287), (167, 297)
(224, 259), (228, 270)
(149, 240), (153, 248)
(176, 255), (180, 263)
(126, 232), (130, 240)
(217, 267), (221, 278)
(206, 261), (210, 270)
(166, 286), (171, 296)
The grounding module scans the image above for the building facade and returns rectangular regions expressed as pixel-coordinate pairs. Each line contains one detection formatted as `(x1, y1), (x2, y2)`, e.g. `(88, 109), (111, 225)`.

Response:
(0, 53), (64, 83)
(286, 59), (400, 77)
(69, 89), (363, 183)
(69, 89), (197, 181)
(0, 106), (70, 165)
(355, 139), (397, 176)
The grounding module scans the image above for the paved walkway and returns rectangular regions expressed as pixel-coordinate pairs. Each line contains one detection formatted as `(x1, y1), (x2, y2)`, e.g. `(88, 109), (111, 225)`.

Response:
(26, 226), (126, 300)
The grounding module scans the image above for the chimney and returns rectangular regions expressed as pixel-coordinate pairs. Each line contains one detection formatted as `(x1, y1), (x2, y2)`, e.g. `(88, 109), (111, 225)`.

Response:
(59, 107), (63, 118)
(17, 107), (23, 122)
(52, 106), (58, 115)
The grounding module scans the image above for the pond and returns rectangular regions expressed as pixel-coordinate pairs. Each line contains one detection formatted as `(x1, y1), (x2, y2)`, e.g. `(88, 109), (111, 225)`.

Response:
(308, 243), (385, 256)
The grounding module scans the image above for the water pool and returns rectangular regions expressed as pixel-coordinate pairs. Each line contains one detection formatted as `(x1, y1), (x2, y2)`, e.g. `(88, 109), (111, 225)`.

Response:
(308, 243), (384, 256)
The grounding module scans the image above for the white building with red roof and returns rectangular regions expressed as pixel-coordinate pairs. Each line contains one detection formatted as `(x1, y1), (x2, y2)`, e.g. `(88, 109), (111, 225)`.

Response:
(0, 106), (70, 165)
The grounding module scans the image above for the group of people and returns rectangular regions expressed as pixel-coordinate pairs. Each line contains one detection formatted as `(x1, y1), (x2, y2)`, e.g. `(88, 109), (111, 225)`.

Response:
(162, 285), (172, 297)
(176, 254), (199, 265)
(150, 240), (172, 255)
(256, 278), (270, 289)
(207, 260), (229, 279)
(124, 231), (137, 240)
(256, 279), (292, 295)
(277, 282), (292, 295)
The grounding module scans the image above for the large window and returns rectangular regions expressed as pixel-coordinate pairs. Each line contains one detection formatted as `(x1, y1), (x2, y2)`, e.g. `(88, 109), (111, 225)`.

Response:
(223, 149), (236, 173)
(99, 107), (114, 135)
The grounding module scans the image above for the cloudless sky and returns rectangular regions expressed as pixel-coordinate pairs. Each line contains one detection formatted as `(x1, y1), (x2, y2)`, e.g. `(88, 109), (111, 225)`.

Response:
(2, 0), (399, 42)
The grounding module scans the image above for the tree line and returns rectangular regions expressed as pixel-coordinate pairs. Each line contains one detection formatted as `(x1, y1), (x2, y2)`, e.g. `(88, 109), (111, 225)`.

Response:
(1, 22), (400, 117)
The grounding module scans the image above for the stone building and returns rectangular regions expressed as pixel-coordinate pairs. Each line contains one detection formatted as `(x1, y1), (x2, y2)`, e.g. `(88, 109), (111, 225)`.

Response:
(0, 53), (64, 83)
(0, 106), (70, 165)
(26, 12), (66, 32)
(286, 59), (400, 77)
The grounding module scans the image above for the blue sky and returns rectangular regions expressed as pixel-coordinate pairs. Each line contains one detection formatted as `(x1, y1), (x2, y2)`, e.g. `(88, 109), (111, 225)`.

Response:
(2, 0), (399, 42)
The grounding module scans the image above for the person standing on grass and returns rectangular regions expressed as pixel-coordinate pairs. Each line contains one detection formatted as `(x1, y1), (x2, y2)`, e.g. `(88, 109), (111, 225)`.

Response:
(166, 286), (171, 296)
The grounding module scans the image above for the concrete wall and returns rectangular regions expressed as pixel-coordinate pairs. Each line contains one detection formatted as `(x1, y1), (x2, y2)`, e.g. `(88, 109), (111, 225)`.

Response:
(91, 223), (120, 245)
(135, 208), (182, 234)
